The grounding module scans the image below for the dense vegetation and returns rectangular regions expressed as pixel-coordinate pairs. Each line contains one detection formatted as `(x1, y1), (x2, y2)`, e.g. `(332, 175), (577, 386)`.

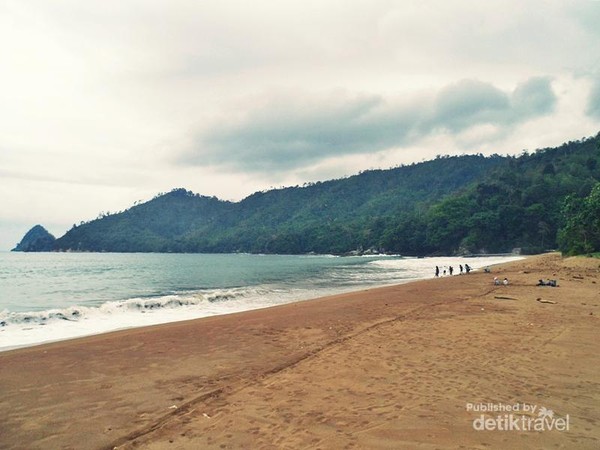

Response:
(12, 225), (56, 252)
(43, 133), (600, 255)
(558, 181), (600, 255)
(51, 155), (503, 254)
(399, 135), (600, 255)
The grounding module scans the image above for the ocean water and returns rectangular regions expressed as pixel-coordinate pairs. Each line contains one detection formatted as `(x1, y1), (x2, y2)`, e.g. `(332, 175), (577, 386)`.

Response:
(0, 252), (523, 351)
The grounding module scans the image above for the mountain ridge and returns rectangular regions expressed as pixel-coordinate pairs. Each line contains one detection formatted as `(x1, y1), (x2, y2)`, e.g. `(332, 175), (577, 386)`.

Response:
(15, 133), (600, 256)
(52, 154), (504, 254)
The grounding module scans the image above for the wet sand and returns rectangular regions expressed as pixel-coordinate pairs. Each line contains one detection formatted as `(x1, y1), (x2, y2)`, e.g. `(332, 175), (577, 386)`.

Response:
(0, 253), (598, 449)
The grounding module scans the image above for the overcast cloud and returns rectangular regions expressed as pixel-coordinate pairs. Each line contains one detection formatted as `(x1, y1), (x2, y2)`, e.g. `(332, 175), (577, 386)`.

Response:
(1, 0), (599, 249)
(588, 78), (600, 118)
(186, 77), (557, 171)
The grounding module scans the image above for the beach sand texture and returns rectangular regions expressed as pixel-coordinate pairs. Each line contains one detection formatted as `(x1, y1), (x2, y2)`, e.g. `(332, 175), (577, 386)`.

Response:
(0, 253), (598, 449)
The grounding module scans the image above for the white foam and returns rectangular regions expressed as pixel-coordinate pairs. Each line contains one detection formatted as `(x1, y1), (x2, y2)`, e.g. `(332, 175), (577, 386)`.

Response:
(0, 255), (523, 352)
(0, 287), (274, 351)
(0, 283), (363, 351)
(368, 255), (524, 277)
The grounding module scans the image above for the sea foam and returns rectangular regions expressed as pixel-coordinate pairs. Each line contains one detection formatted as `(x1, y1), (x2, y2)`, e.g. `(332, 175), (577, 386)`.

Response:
(0, 254), (523, 352)
(0, 286), (284, 351)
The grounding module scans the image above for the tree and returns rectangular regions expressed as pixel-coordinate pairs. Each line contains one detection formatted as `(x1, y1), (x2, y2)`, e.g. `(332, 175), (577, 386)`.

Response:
(538, 221), (551, 248)
(558, 182), (600, 254)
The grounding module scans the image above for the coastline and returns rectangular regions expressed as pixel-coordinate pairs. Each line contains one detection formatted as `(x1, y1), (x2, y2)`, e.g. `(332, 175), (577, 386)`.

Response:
(0, 254), (522, 353)
(0, 253), (598, 449)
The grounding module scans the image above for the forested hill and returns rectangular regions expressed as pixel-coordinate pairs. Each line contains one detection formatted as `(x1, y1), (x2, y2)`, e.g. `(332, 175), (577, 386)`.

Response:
(416, 135), (600, 255)
(52, 154), (502, 253)
(48, 133), (600, 255)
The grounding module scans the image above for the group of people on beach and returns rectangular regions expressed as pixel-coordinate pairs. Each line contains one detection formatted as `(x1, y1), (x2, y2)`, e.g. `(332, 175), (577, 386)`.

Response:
(434, 264), (470, 277)
(494, 277), (509, 286)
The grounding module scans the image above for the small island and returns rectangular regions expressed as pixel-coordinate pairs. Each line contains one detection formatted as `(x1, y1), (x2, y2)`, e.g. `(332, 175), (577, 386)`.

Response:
(12, 225), (56, 252)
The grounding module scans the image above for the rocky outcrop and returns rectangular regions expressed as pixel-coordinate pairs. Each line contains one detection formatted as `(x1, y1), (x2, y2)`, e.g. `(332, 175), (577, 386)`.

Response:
(12, 225), (56, 252)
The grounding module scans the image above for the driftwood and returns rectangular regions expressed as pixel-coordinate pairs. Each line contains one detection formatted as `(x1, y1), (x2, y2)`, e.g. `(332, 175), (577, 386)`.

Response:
(494, 296), (518, 300)
(536, 298), (557, 304)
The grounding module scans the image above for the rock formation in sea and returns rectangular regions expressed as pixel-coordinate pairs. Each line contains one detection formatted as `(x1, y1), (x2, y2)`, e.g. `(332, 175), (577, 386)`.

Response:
(12, 225), (56, 252)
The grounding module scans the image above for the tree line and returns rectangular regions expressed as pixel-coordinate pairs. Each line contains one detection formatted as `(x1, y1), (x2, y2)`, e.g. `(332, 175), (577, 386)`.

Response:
(48, 134), (600, 256)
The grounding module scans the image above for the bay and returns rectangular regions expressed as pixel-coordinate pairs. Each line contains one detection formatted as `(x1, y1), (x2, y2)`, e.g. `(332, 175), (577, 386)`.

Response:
(0, 252), (522, 351)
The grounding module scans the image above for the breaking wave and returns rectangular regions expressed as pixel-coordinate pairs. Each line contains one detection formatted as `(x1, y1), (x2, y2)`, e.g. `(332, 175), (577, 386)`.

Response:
(0, 286), (273, 329)
(0, 253), (523, 351)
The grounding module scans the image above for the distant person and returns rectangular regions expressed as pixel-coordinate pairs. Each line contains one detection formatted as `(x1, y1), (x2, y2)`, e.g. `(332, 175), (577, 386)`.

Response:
(449, 266), (454, 276)
(435, 266), (440, 277)
(465, 264), (471, 274)
(494, 277), (500, 285)
(459, 264), (463, 274)
(503, 278), (509, 286)
(443, 269), (447, 276)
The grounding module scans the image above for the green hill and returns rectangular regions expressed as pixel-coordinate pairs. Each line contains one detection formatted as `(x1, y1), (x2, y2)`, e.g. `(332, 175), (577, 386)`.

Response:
(417, 135), (600, 255)
(46, 133), (600, 255)
(12, 225), (56, 252)
(52, 154), (503, 253)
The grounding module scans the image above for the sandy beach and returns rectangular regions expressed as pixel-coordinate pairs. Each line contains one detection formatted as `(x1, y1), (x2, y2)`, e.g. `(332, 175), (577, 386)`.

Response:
(0, 253), (598, 449)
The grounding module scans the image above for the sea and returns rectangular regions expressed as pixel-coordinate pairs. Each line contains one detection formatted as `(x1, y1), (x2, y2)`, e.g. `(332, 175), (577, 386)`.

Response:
(0, 252), (523, 352)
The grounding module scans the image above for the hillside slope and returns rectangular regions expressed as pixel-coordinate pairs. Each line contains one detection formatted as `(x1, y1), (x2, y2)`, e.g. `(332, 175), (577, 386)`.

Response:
(12, 225), (56, 252)
(47, 133), (600, 255)
(53, 154), (503, 253)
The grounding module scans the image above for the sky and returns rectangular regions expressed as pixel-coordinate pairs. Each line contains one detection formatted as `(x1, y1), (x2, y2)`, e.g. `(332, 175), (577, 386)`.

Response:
(1, 0), (600, 250)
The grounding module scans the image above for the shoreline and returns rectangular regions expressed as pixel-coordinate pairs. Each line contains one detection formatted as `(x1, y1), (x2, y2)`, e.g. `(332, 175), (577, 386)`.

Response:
(0, 280), (409, 355)
(1, 253), (598, 449)
(0, 271), (438, 355)
(0, 277), (414, 355)
(0, 254), (522, 353)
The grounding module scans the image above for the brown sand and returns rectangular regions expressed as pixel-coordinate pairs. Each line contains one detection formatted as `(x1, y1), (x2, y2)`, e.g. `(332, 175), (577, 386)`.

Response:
(0, 253), (598, 449)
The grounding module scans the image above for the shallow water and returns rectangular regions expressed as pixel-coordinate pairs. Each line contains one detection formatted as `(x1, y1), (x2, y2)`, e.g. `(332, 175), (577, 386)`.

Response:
(0, 252), (522, 350)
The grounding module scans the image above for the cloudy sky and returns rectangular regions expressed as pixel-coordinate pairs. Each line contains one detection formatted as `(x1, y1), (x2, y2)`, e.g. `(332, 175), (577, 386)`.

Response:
(1, 0), (600, 250)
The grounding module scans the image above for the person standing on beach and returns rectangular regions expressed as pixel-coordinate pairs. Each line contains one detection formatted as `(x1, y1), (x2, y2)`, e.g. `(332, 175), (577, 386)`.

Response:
(465, 264), (471, 274)
(459, 264), (463, 274)
(449, 266), (454, 276)
(435, 266), (440, 277)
